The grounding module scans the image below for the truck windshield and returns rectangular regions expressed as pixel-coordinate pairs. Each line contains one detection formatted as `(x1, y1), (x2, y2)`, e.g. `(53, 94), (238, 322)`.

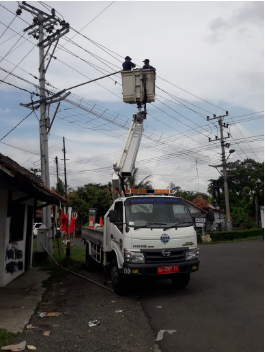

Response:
(125, 197), (193, 228)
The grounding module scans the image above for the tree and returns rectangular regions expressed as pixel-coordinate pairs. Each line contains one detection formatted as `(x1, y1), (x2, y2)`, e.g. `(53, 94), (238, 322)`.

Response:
(52, 178), (72, 197)
(128, 168), (152, 189)
(168, 182), (209, 201)
(208, 158), (264, 228)
(68, 183), (112, 225)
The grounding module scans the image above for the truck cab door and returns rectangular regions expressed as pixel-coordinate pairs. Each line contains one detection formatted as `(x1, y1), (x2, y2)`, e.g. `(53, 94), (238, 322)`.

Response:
(111, 201), (124, 262)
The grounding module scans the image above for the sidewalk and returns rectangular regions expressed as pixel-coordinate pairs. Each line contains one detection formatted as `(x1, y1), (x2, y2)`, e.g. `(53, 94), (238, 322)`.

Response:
(0, 268), (49, 333)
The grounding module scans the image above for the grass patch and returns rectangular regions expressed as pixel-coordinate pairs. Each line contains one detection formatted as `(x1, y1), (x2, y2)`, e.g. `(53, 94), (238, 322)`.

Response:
(0, 329), (18, 348)
(32, 238), (86, 287)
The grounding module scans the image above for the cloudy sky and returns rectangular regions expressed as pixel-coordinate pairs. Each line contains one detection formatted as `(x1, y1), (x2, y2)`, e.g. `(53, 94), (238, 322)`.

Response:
(0, 1), (263, 193)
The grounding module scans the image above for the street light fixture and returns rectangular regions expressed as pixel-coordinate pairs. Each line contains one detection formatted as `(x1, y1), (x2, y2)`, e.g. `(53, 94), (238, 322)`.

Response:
(226, 149), (235, 162)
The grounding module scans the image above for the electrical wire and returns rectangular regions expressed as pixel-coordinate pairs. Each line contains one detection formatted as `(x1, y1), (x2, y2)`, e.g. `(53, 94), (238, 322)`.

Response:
(0, 12), (224, 154)
(0, 78), (38, 95)
(55, 1), (115, 55)
(0, 14), (17, 40)
(0, 29), (26, 65)
(0, 141), (39, 155)
(0, 3), (260, 170)
(0, 111), (34, 142)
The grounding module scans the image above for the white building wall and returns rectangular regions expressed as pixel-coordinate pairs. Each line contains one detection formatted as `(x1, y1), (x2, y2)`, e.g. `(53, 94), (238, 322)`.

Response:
(0, 188), (8, 287)
(212, 210), (226, 231)
(2, 191), (34, 287)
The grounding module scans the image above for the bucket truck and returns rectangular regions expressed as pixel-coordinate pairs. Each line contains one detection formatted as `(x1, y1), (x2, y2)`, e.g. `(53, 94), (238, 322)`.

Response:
(82, 68), (199, 295)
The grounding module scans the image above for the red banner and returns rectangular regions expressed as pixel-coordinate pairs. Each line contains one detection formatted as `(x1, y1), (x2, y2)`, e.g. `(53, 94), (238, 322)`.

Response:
(69, 217), (75, 234)
(60, 211), (69, 234)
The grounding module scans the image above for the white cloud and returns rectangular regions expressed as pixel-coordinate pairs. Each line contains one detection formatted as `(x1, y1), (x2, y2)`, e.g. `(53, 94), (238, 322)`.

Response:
(0, 107), (10, 114)
(205, 2), (263, 43)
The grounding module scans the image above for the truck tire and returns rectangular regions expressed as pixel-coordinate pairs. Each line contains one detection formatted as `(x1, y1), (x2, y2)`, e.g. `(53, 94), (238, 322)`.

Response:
(86, 244), (97, 272)
(171, 273), (190, 288)
(110, 258), (126, 295)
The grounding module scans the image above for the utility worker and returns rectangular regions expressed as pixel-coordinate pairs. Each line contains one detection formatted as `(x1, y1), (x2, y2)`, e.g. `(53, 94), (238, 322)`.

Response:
(142, 59), (155, 70)
(122, 56), (136, 71)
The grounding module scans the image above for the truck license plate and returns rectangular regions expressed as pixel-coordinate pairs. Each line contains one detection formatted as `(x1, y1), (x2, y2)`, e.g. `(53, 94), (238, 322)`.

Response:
(157, 266), (179, 275)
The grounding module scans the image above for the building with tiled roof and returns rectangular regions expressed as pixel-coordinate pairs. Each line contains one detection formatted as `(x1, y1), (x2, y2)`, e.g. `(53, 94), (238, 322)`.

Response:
(192, 195), (215, 210)
(0, 153), (66, 287)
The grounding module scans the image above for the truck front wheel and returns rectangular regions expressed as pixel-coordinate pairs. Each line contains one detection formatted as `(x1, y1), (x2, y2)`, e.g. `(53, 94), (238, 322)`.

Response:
(110, 258), (126, 295)
(171, 273), (190, 288)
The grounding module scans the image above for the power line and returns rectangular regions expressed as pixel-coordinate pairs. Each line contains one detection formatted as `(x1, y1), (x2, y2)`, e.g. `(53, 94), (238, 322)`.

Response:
(0, 78), (38, 95)
(0, 29), (26, 65)
(0, 141), (39, 155)
(1, 3), (258, 166)
(63, 21), (228, 112)
(0, 8), (226, 152)
(0, 59), (254, 167)
(227, 113), (261, 162)
(0, 111), (34, 142)
(55, 1), (115, 54)
(0, 31), (22, 46)
(0, 14), (17, 40)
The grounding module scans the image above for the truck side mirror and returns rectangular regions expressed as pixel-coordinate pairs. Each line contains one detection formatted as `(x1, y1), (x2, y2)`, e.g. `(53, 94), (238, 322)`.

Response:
(109, 210), (119, 223)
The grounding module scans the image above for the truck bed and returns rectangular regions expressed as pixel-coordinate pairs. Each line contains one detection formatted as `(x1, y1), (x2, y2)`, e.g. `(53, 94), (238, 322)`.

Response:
(82, 227), (104, 246)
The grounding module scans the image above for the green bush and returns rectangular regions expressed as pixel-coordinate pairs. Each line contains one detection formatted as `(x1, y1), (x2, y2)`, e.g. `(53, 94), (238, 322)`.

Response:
(208, 228), (264, 242)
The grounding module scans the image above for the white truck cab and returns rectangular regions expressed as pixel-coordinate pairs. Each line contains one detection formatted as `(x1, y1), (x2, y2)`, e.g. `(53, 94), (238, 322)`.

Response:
(83, 190), (199, 295)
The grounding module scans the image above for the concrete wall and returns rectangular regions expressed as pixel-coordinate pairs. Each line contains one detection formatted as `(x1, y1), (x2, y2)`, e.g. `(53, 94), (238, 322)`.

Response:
(212, 210), (226, 231)
(1, 190), (34, 287)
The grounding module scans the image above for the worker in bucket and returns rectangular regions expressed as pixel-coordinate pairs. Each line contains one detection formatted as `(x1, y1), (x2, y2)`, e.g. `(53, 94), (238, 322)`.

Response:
(122, 56), (136, 71)
(143, 59), (155, 70)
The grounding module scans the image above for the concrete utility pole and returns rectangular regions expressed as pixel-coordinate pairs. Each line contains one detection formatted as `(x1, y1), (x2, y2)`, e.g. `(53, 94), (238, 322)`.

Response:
(55, 156), (59, 192)
(38, 12), (52, 253)
(208, 112), (233, 231)
(62, 137), (68, 202)
(18, 2), (71, 254)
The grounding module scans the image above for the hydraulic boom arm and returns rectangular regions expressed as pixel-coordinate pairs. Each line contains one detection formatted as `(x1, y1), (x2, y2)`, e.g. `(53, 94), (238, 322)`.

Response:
(112, 111), (146, 194)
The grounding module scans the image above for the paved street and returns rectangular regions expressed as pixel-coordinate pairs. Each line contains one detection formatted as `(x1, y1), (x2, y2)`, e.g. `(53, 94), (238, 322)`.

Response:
(13, 239), (263, 351)
(138, 240), (264, 352)
(74, 238), (264, 351)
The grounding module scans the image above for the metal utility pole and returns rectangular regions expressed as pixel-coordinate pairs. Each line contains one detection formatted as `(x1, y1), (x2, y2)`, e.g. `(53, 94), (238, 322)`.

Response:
(208, 112), (233, 231)
(18, 2), (71, 254)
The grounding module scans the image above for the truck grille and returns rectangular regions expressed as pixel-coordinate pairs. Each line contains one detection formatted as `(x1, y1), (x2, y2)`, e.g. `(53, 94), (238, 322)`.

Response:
(142, 249), (187, 264)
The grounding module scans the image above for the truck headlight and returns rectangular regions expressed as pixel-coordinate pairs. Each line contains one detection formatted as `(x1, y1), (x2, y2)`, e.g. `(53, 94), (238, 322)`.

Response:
(124, 250), (145, 264)
(185, 247), (199, 261)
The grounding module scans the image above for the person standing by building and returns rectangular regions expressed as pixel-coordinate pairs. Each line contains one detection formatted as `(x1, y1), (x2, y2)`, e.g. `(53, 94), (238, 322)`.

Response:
(122, 56), (136, 71)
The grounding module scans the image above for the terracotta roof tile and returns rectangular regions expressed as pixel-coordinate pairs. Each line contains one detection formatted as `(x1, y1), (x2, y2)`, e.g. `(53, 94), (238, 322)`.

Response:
(192, 196), (214, 210)
(0, 153), (67, 203)
(183, 198), (208, 213)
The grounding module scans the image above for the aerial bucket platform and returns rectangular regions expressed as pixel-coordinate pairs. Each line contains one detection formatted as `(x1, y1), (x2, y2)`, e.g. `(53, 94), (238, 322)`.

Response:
(121, 69), (155, 104)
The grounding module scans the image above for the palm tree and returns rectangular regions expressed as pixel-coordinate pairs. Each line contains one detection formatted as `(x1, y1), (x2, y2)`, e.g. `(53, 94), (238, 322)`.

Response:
(52, 178), (72, 196)
(128, 168), (152, 190)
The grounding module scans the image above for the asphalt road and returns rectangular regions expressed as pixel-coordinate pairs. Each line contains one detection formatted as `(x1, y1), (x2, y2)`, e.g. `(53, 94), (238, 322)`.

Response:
(137, 240), (264, 352)
(72, 238), (264, 351)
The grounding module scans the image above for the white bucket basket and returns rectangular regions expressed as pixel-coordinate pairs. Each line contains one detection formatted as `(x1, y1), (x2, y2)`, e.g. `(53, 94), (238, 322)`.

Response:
(121, 69), (155, 104)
